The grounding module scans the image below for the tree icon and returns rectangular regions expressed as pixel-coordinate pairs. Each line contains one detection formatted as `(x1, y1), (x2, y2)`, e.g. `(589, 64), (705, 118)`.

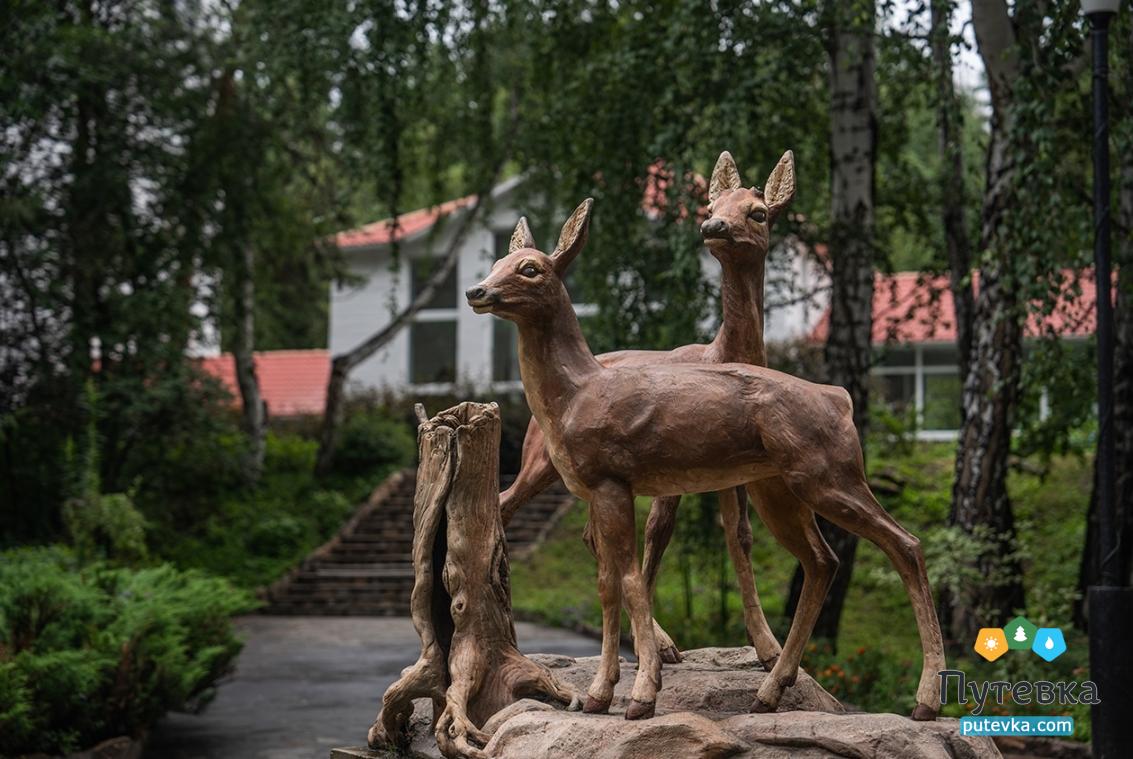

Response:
(1005, 616), (1038, 650)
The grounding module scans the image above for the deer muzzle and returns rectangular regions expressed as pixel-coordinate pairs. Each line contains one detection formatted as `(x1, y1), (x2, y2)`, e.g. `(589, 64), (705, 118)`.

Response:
(465, 285), (499, 313)
(701, 217), (731, 241)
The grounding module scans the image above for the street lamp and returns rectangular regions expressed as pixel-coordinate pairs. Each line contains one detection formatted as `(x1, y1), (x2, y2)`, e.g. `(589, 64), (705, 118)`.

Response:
(1082, 2), (1129, 758)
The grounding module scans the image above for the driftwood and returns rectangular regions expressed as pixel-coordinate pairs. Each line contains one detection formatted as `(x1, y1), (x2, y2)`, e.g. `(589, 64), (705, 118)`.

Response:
(368, 402), (578, 759)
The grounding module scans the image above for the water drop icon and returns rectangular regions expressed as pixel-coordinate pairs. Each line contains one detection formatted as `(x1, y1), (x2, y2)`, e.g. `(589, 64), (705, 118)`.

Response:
(1032, 627), (1066, 661)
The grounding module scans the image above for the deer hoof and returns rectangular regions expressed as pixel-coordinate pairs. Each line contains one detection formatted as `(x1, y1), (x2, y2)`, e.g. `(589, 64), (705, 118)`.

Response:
(750, 696), (776, 714)
(625, 699), (655, 720)
(583, 695), (611, 714)
(910, 703), (939, 721)
(660, 645), (683, 664)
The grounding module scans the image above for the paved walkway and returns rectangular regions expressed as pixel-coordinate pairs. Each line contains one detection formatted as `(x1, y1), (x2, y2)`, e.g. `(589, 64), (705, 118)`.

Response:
(146, 616), (600, 759)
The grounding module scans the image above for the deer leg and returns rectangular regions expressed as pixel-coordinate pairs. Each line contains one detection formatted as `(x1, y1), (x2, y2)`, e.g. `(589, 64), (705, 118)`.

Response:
(582, 495), (682, 666)
(782, 474), (945, 721)
(719, 485), (782, 670)
(583, 501), (623, 715)
(499, 419), (560, 526)
(588, 481), (661, 720)
(641, 495), (682, 663)
(745, 482), (838, 713)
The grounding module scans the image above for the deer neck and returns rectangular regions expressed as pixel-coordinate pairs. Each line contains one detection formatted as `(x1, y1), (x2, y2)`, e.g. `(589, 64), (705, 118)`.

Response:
(711, 255), (767, 367)
(515, 293), (601, 427)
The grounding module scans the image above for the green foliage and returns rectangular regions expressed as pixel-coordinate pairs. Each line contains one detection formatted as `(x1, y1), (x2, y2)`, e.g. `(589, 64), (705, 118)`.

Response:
(331, 410), (417, 478)
(148, 429), (409, 589)
(803, 641), (918, 715)
(63, 492), (148, 566)
(0, 547), (254, 755)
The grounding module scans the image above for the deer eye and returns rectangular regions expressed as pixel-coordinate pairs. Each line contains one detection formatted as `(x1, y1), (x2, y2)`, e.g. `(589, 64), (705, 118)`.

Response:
(750, 208), (768, 223)
(519, 264), (540, 278)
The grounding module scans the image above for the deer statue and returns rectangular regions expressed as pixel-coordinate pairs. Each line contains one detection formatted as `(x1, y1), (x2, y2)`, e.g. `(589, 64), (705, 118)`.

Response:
(465, 198), (945, 722)
(500, 150), (794, 669)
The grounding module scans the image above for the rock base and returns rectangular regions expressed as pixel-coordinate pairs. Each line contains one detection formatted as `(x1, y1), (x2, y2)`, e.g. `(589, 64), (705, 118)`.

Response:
(336, 647), (1000, 759)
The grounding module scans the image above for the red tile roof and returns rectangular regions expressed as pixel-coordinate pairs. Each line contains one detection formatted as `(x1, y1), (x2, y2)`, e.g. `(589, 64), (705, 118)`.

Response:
(810, 269), (1101, 344)
(336, 195), (477, 249)
(199, 350), (330, 417)
(336, 164), (708, 251)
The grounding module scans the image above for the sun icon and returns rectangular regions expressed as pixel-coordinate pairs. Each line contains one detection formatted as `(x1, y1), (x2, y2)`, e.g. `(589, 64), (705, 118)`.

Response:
(974, 627), (1009, 661)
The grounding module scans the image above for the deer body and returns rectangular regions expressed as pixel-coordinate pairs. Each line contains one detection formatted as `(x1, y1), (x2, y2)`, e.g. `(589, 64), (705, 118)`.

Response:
(500, 151), (793, 666)
(468, 197), (945, 722)
(540, 364), (853, 499)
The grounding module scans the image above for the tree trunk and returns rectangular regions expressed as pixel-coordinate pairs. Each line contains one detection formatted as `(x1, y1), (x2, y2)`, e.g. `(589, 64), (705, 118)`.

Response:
(314, 184), (496, 476)
(946, 0), (1027, 646)
(368, 402), (577, 759)
(930, 0), (975, 385)
(792, 0), (877, 643)
(233, 243), (266, 481)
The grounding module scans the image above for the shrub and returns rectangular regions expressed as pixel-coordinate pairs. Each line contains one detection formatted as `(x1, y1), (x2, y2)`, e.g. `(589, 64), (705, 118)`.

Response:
(63, 491), (149, 565)
(0, 547), (255, 756)
(331, 409), (416, 477)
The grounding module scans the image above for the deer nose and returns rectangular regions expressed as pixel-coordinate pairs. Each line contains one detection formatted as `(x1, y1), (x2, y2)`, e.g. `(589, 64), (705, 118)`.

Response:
(465, 285), (487, 302)
(701, 217), (729, 240)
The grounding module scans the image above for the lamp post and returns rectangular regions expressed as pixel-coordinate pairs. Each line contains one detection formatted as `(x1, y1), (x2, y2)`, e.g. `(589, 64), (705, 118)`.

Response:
(1082, 2), (1130, 758)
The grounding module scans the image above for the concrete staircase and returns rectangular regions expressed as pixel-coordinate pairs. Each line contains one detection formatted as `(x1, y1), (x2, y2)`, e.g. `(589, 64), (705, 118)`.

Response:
(262, 468), (574, 616)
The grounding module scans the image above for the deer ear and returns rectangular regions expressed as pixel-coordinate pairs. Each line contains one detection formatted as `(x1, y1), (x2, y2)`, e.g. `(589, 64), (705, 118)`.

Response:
(550, 198), (593, 274)
(763, 150), (796, 222)
(709, 150), (742, 204)
(509, 216), (536, 254)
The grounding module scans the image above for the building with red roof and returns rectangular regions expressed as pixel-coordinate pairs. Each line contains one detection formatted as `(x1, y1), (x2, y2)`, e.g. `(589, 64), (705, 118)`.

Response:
(807, 269), (1098, 439)
(199, 350), (330, 417)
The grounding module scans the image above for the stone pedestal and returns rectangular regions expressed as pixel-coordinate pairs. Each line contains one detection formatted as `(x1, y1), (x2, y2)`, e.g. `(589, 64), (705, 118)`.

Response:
(337, 647), (1000, 759)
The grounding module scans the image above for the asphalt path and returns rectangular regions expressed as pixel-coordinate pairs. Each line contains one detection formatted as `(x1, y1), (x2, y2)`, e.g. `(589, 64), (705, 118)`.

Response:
(145, 616), (600, 759)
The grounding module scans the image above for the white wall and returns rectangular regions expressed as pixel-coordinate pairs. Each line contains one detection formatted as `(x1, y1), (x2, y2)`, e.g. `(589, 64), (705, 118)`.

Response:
(329, 180), (524, 396)
(764, 238), (830, 344)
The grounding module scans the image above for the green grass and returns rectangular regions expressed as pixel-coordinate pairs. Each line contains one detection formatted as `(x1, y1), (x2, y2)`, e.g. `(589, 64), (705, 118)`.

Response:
(510, 442), (1093, 728)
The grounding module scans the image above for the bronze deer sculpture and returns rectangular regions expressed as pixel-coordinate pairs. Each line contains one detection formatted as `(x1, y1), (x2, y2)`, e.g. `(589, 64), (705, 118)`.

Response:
(466, 199), (944, 722)
(500, 150), (794, 668)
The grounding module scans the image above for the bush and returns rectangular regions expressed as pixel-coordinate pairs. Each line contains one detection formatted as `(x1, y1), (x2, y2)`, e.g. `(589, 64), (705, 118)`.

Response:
(331, 409), (416, 477)
(149, 431), (395, 589)
(63, 491), (149, 565)
(0, 547), (255, 756)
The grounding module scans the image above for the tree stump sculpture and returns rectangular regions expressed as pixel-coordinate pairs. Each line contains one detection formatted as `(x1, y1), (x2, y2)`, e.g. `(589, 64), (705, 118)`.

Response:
(368, 401), (578, 759)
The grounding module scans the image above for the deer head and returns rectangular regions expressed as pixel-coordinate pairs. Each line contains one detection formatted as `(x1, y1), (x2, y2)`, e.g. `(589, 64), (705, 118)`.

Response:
(701, 150), (795, 262)
(465, 198), (593, 324)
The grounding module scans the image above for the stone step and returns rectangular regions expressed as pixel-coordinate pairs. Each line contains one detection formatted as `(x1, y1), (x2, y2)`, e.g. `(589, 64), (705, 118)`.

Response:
(262, 467), (574, 616)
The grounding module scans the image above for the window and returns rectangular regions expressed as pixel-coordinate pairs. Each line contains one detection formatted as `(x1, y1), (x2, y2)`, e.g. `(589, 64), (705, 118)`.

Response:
(493, 318), (520, 382)
(410, 321), (457, 384)
(409, 259), (457, 385)
(871, 344), (961, 436)
(410, 259), (457, 308)
(874, 373), (916, 417)
(922, 373), (962, 430)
